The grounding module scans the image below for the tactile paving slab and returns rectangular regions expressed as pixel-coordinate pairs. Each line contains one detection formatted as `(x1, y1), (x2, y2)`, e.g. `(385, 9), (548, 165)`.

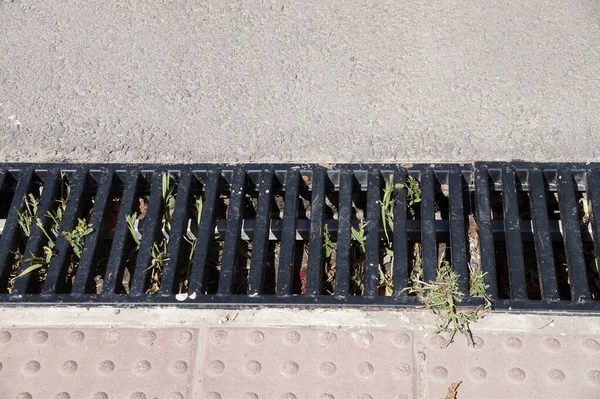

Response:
(0, 328), (198, 399)
(199, 327), (415, 399)
(426, 333), (600, 399)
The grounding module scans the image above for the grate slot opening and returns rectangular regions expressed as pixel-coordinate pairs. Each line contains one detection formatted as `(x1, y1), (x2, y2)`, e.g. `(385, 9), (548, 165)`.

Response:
(0, 172), (18, 221)
(263, 240), (279, 295)
(26, 171), (74, 294)
(584, 240), (600, 300)
(489, 175), (511, 299)
(516, 175), (542, 300)
(407, 241), (423, 293)
(579, 182), (600, 300)
(349, 186), (367, 296)
(84, 173), (122, 294)
(167, 172), (205, 295)
(55, 172), (100, 294)
(489, 190), (504, 221)
(230, 172), (254, 295)
(203, 173), (230, 295)
(116, 172), (152, 295)
(546, 192), (561, 220)
(378, 174), (393, 297)
(549, 176), (571, 300)
(552, 240), (571, 300)
(321, 179), (339, 295)
(138, 171), (179, 295)
(4, 171), (43, 294)
(434, 173), (450, 264)
(466, 186), (480, 296)
(555, 171), (589, 301)
(577, 187), (598, 299)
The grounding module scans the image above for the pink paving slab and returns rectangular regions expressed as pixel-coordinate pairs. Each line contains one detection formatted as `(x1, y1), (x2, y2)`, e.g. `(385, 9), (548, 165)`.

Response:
(426, 332), (600, 399)
(199, 327), (415, 399)
(0, 328), (198, 399)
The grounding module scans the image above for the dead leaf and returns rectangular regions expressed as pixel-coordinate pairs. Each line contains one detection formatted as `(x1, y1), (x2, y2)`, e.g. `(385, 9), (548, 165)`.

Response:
(138, 198), (148, 219)
(400, 163), (413, 168)
(319, 163), (334, 170)
(580, 197), (590, 225)
(444, 381), (462, 399)
(468, 215), (479, 239)
(302, 175), (310, 186)
(468, 215), (481, 270)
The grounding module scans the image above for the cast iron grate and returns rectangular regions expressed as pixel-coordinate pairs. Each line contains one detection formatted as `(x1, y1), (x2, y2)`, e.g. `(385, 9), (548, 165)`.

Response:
(0, 163), (598, 310)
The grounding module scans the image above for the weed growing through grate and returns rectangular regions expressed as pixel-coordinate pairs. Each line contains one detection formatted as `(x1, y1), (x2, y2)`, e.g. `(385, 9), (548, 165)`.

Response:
(63, 218), (94, 262)
(124, 172), (176, 294)
(469, 266), (492, 309)
(379, 174), (422, 295)
(467, 215), (493, 309)
(17, 193), (39, 238)
(349, 205), (367, 295)
(8, 192), (41, 292)
(126, 213), (141, 249)
(178, 195), (203, 293)
(146, 172), (176, 294)
(14, 173), (71, 284)
(405, 245), (491, 347)
(322, 224), (336, 294)
(405, 259), (487, 347)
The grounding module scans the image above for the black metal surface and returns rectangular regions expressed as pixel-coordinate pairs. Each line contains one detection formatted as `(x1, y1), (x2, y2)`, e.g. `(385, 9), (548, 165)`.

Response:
(0, 162), (597, 311)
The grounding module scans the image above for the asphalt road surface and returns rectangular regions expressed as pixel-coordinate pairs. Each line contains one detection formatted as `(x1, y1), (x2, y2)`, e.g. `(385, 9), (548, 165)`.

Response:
(1, 0), (599, 163)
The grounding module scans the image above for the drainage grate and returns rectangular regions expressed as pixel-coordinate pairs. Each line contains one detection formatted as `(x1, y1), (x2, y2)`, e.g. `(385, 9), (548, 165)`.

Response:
(0, 163), (598, 310)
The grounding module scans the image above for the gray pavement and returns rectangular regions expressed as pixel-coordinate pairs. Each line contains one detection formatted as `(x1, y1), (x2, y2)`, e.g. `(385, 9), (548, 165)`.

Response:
(1, 0), (600, 163)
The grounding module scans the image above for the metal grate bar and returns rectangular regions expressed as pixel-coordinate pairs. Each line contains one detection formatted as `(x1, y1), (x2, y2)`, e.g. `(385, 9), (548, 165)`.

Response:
(334, 170), (353, 297)
(276, 169), (300, 296)
(502, 166), (527, 300)
(42, 169), (89, 294)
(364, 170), (381, 297)
(217, 168), (246, 296)
(392, 168), (408, 296)
(557, 168), (590, 301)
(420, 169), (437, 283)
(528, 169), (559, 301)
(449, 168), (469, 294)
(306, 168), (325, 296)
(248, 169), (274, 295)
(159, 169), (194, 295)
(474, 166), (498, 299)
(187, 170), (221, 295)
(102, 169), (141, 295)
(13, 169), (60, 294)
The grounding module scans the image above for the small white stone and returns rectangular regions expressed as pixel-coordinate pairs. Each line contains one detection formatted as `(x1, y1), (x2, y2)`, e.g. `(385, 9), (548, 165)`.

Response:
(175, 293), (188, 301)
